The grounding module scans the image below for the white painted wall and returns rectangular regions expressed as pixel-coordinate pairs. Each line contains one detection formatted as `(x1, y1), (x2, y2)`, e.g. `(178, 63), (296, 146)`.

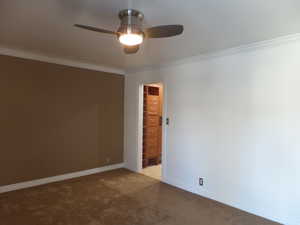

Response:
(124, 37), (300, 225)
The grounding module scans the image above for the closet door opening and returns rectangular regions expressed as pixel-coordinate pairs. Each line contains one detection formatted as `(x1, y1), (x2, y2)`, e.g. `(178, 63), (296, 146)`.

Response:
(141, 83), (163, 180)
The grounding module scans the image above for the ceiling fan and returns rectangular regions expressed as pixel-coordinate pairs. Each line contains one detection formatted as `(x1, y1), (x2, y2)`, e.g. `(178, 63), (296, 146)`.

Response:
(74, 9), (184, 54)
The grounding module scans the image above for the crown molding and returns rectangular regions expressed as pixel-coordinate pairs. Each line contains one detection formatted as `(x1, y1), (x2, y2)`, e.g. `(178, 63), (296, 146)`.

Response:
(0, 46), (125, 75)
(127, 32), (300, 74)
(3, 32), (300, 76)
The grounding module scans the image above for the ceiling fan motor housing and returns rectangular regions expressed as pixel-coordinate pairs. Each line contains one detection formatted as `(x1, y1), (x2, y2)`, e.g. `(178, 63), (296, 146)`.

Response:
(118, 9), (144, 37)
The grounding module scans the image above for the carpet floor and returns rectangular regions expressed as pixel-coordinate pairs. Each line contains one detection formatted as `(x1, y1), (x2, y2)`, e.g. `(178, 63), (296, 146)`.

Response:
(0, 169), (281, 225)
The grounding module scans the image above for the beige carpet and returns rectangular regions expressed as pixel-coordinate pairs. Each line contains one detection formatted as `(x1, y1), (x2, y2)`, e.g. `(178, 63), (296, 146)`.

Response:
(0, 169), (281, 225)
(141, 165), (162, 180)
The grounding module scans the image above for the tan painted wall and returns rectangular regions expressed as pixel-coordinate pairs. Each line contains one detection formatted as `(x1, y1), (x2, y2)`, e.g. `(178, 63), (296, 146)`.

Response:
(0, 55), (124, 186)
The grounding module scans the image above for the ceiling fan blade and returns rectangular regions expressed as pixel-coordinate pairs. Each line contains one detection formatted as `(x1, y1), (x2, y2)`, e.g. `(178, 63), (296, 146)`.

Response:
(145, 25), (184, 38)
(124, 45), (140, 54)
(74, 24), (116, 35)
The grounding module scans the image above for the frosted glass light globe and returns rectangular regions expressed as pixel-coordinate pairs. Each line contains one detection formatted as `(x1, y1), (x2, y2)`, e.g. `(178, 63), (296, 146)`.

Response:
(119, 33), (143, 46)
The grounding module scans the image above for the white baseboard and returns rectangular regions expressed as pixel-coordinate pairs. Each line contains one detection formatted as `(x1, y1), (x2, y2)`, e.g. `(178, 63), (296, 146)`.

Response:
(163, 176), (209, 196)
(163, 176), (285, 225)
(0, 163), (124, 194)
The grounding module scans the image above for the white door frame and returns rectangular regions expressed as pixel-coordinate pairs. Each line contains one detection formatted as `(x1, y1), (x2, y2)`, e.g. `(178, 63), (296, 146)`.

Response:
(137, 82), (168, 181)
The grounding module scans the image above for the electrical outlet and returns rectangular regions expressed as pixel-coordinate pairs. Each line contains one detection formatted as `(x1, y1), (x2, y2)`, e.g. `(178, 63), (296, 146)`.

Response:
(199, 178), (204, 186)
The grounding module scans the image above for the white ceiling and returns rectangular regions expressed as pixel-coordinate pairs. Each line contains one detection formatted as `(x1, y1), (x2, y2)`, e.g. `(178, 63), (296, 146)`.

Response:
(1, 0), (300, 71)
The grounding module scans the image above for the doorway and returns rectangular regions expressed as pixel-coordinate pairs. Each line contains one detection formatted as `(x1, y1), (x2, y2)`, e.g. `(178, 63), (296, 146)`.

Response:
(141, 83), (163, 180)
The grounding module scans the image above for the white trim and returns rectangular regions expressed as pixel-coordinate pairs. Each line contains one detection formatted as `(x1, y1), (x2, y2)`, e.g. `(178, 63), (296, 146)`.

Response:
(163, 176), (283, 225)
(127, 32), (300, 74)
(0, 46), (125, 75)
(0, 163), (124, 194)
(3, 33), (300, 76)
(137, 84), (144, 173)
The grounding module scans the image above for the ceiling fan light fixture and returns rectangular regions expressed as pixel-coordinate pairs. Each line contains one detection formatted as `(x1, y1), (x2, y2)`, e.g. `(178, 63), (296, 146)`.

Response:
(74, 9), (184, 54)
(118, 32), (143, 46)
